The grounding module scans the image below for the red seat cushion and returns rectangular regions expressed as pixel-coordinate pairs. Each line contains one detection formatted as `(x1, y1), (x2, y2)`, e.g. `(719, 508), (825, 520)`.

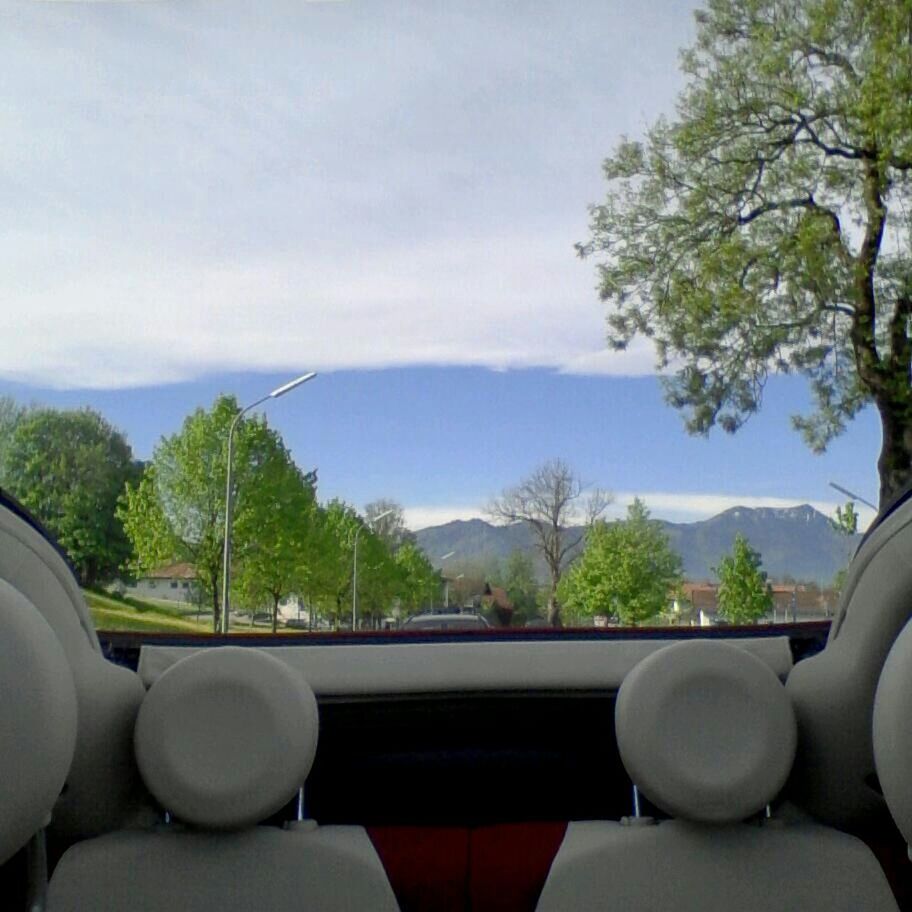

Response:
(469, 822), (567, 912)
(368, 826), (470, 912)
(368, 822), (567, 912)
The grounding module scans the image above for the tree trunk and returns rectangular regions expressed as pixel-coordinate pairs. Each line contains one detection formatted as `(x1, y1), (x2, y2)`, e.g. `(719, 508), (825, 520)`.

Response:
(211, 577), (220, 634)
(272, 593), (279, 634)
(546, 585), (562, 628)
(876, 394), (912, 511)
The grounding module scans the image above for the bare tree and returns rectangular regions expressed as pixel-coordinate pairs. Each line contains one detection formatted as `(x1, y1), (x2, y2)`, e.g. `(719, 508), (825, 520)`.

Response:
(364, 499), (414, 551)
(487, 459), (611, 627)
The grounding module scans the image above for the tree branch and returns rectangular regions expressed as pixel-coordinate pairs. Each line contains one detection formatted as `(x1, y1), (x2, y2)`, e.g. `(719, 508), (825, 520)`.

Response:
(737, 195), (815, 225)
(851, 160), (888, 388)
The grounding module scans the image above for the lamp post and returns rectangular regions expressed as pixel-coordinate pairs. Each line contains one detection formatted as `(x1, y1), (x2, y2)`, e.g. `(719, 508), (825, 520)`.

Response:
(352, 508), (394, 631)
(439, 551), (455, 609)
(221, 372), (317, 635)
(828, 481), (878, 513)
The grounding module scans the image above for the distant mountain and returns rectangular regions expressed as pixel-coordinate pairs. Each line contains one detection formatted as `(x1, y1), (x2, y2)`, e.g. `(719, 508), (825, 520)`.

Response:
(414, 504), (861, 585)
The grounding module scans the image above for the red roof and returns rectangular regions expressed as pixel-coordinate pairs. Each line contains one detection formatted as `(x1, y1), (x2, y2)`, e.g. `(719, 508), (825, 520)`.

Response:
(143, 562), (197, 581)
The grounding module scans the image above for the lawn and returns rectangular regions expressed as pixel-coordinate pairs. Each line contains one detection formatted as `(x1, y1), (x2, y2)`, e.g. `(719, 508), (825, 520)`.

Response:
(84, 590), (213, 633)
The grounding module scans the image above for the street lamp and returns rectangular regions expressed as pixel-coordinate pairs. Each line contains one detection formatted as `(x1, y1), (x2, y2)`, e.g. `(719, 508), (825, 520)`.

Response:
(352, 508), (394, 631)
(439, 551), (455, 609)
(828, 481), (878, 513)
(221, 372), (317, 635)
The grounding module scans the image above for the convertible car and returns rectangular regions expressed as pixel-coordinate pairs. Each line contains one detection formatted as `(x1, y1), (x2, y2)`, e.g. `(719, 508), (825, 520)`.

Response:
(3, 485), (912, 911)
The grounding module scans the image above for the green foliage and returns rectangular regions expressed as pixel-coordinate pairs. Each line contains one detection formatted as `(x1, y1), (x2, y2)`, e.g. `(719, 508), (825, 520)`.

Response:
(832, 500), (860, 535)
(117, 395), (309, 630)
(3, 407), (139, 586)
(581, 0), (912, 507)
(232, 444), (318, 633)
(830, 499), (859, 597)
(0, 396), (26, 480)
(308, 499), (362, 626)
(715, 533), (774, 623)
(494, 549), (542, 623)
(559, 499), (683, 626)
(394, 542), (439, 616)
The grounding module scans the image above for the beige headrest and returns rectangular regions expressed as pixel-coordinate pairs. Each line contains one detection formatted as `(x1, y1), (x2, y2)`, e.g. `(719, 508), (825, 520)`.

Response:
(874, 617), (912, 847)
(616, 640), (796, 823)
(0, 580), (78, 863)
(135, 647), (318, 830)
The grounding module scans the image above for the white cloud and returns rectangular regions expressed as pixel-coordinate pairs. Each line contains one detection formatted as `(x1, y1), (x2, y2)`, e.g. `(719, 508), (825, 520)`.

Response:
(557, 341), (658, 377)
(403, 505), (488, 532)
(0, 231), (634, 389)
(0, 0), (696, 390)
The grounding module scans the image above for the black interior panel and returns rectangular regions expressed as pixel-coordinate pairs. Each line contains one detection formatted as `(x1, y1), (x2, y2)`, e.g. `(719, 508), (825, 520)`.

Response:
(305, 692), (640, 826)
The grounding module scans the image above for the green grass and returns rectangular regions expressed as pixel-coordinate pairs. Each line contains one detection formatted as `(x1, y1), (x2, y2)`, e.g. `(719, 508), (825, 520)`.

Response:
(84, 590), (212, 633)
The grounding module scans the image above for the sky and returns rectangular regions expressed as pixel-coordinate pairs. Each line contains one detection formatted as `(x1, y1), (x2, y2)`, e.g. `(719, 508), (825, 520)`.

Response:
(0, 0), (882, 529)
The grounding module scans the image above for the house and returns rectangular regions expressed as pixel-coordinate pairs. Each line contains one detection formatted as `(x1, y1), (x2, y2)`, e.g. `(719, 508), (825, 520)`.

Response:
(673, 581), (839, 624)
(127, 562), (200, 604)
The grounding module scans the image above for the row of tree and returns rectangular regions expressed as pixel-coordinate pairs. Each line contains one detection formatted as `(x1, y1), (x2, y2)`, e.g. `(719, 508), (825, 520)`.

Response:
(118, 398), (445, 632)
(0, 395), (828, 631)
(559, 500), (775, 626)
(0, 395), (441, 631)
(487, 460), (779, 626)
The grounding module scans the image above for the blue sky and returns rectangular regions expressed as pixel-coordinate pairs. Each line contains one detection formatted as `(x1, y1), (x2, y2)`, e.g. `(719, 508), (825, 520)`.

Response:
(0, 0), (881, 527)
(0, 367), (881, 529)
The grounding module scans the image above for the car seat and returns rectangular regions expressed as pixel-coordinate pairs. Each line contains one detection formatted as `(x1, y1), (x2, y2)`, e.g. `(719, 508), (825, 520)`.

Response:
(536, 640), (898, 911)
(786, 492), (912, 828)
(47, 646), (400, 911)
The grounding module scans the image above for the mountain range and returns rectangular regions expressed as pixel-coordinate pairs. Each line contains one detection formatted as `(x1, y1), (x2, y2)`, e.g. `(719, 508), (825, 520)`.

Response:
(414, 504), (862, 585)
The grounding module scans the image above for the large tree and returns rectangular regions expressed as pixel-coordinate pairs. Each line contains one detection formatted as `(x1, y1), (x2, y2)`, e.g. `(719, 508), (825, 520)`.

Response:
(118, 395), (305, 632)
(364, 499), (415, 551)
(394, 541), (440, 617)
(580, 0), (912, 509)
(3, 407), (139, 586)
(495, 549), (542, 623)
(232, 449), (318, 633)
(488, 458), (610, 626)
(715, 533), (774, 623)
(310, 499), (363, 628)
(559, 499), (683, 626)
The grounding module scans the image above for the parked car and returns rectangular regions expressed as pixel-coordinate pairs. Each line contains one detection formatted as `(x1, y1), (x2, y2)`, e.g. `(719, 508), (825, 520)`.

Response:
(401, 611), (491, 631)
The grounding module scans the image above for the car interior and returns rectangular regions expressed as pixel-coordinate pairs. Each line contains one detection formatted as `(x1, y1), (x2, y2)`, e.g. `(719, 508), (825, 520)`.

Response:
(2, 486), (912, 911)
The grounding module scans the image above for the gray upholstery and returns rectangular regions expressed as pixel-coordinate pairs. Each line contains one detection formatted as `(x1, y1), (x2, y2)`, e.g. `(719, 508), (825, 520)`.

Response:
(787, 496), (912, 828)
(135, 646), (319, 829)
(874, 615), (912, 849)
(47, 824), (400, 912)
(137, 635), (794, 693)
(536, 820), (898, 912)
(538, 640), (898, 911)
(49, 646), (401, 911)
(615, 640), (796, 823)
(0, 499), (99, 654)
(0, 503), (147, 839)
(0, 580), (77, 865)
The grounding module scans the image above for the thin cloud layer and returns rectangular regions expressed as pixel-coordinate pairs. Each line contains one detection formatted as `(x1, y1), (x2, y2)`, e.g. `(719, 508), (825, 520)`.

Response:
(1, 0), (693, 389)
